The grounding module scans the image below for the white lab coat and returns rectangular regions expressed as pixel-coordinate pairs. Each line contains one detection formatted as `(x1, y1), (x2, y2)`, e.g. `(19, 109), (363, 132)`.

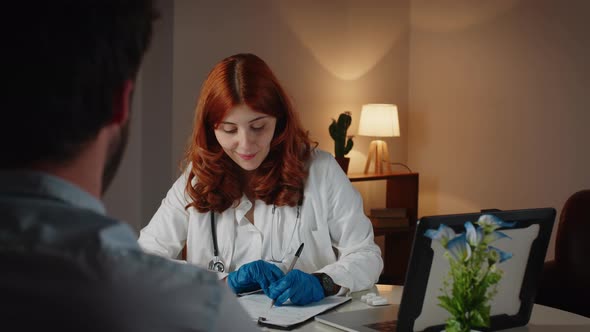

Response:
(138, 149), (383, 293)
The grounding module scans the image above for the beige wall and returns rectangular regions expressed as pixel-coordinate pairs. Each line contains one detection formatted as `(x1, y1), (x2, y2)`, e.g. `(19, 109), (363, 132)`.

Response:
(104, 0), (176, 231)
(171, 0), (411, 212)
(106, 1), (590, 260)
(408, 0), (590, 259)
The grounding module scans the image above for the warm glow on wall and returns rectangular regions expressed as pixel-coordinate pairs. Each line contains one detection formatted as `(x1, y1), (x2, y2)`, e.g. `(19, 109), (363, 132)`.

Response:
(276, 2), (403, 80)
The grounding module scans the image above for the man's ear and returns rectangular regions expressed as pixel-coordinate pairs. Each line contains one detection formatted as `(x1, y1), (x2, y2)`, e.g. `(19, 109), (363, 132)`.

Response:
(111, 80), (134, 125)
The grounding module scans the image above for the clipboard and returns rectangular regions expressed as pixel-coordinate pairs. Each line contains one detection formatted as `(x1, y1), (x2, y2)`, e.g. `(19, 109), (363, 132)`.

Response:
(237, 293), (351, 330)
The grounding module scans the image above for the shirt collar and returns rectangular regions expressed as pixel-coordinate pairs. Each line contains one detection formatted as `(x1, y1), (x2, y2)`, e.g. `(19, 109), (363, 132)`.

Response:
(0, 170), (106, 215)
(234, 194), (253, 224)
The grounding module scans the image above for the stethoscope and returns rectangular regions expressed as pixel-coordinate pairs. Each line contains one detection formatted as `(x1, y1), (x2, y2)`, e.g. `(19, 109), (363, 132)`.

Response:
(207, 204), (301, 273)
(208, 211), (225, 272)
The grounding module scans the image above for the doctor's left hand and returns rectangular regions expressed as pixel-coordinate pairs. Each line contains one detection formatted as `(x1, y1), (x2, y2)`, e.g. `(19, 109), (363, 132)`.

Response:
(267, 269), (325, 306)
(227, 260), (285, 295)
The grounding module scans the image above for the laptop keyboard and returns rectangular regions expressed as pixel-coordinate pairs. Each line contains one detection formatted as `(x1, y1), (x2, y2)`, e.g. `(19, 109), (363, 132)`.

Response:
(364, 320), (397, 331)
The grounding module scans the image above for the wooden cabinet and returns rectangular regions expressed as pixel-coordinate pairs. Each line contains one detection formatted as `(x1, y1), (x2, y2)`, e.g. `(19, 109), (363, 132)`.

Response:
(348, 172), (419, 285)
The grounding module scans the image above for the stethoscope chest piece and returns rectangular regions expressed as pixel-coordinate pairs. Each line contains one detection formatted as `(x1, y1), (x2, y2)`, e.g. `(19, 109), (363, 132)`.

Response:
(208, 256), (225, 272)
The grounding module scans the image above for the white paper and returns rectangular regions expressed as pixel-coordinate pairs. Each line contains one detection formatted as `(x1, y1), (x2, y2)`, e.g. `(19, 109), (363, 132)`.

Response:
(238, 294), (351, 327)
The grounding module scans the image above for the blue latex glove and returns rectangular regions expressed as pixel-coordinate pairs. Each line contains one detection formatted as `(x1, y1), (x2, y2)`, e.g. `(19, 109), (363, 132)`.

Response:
(267, 269), (325, 306)
(227, 260), (284, 295)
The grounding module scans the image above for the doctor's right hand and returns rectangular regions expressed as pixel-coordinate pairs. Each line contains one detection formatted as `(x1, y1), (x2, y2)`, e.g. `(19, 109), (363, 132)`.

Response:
(227, 260), (285, 295)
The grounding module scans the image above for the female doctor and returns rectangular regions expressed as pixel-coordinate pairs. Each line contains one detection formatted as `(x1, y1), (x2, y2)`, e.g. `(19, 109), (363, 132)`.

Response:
(138, 53), (382, 306)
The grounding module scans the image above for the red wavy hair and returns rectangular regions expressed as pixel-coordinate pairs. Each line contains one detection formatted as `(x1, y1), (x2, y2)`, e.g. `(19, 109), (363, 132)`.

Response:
(184, 53), (314, 213)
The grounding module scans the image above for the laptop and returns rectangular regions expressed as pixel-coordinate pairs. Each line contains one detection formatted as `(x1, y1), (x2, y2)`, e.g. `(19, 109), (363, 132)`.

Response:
(316, 208), (556, 332)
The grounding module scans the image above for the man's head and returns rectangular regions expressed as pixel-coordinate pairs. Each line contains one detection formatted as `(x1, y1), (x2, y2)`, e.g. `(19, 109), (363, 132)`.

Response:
(1, 1), (156, 193)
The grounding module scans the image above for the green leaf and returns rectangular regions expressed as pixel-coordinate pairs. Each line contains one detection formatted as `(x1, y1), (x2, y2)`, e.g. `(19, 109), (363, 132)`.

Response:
(452, 297), (464, 316)
(469, 309), (487, 328)
(446, 318), (462, 332)
(439, 295), (460, 317)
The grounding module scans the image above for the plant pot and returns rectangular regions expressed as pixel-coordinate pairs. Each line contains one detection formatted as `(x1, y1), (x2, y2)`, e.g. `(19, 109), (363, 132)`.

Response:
(335, 157), (350, 174)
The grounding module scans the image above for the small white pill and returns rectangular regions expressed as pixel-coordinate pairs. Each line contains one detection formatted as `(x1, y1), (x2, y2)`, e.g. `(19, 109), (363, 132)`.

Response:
(368, 297), (388, 306)
(366, 296), (380, 304)
(361, 293), (377, 303)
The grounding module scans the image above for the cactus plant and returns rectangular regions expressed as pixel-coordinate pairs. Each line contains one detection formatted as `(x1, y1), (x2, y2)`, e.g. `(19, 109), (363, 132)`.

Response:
(329, 112), (354, 158)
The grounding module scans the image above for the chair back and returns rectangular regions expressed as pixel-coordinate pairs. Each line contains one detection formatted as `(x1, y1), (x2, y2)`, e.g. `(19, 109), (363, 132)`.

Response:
(554, 189), (590, 280)
(535, 189), (590, 318)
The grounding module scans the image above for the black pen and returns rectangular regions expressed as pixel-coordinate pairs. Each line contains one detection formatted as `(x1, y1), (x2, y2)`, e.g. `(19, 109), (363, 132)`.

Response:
(269, 242), (304, 309)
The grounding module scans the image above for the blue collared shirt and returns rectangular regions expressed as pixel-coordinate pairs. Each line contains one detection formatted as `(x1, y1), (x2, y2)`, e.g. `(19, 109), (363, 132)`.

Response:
(0, 170), (257, 331)
(0, 170), (138, 255)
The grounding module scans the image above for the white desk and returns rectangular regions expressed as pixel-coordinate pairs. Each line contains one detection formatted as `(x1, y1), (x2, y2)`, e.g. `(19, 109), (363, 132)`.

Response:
(262, 285), (590, 331)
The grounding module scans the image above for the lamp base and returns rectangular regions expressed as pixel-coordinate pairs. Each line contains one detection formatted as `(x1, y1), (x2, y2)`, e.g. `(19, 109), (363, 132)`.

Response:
(364, 140), (392, 174)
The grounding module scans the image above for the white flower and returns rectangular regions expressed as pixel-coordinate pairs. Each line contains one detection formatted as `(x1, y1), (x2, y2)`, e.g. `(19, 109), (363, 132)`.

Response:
(465, 221), (483, 246)
(447, 234), (472, 262)
(425, 224), (456, 248)
(477, 214), (516, 232)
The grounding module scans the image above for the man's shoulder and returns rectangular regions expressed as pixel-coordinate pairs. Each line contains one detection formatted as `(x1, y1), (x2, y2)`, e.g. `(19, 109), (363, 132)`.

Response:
(2, 248), (242, 332)
(98, 249), (246, 330)
(100, 247), (218, 286)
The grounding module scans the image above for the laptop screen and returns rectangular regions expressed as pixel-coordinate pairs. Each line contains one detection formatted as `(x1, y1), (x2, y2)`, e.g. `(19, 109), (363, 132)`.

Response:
(397, 208), (556, 332)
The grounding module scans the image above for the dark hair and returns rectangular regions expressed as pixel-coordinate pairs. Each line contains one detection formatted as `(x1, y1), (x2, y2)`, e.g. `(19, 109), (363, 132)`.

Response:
(0, 1), (157, 168)
(184, 53), (314, 213)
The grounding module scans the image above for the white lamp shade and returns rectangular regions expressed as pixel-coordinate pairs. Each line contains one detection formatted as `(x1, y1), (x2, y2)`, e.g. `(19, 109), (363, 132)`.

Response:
(358, 104), (400, 137)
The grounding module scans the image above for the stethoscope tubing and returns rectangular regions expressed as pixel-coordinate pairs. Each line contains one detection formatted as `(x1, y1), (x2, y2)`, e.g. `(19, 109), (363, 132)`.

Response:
(210, 211), (219, 257)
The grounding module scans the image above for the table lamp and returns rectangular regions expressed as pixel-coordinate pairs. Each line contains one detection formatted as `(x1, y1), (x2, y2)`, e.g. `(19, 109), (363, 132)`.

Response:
(358, 104), (400, 174)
